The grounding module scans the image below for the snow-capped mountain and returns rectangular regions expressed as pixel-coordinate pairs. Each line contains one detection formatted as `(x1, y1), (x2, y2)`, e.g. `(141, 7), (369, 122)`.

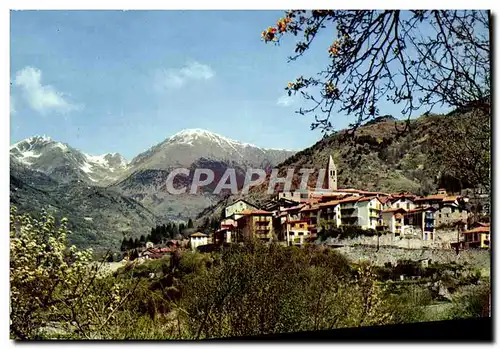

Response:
(130, 128), (296, 171)
(109, 129), (296, 219)
(10, 136), (128, 185)
(10, 130), (296, 223)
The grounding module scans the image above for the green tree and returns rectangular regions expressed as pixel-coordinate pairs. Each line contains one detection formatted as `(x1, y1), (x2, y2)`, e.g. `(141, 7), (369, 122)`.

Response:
(187, 218), (194, 229)
(262, 10), (490, 132)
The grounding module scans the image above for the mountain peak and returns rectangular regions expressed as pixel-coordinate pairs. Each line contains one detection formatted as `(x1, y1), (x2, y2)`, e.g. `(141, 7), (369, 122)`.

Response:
(168, 128), (259, 149)
(10, 135), (53, 149)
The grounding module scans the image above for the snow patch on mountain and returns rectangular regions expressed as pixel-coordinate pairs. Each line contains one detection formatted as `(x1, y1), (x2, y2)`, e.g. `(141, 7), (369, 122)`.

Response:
(15, 150), (42, 165)
(168, 129), (257, 149)
(11, 136), (129, 185)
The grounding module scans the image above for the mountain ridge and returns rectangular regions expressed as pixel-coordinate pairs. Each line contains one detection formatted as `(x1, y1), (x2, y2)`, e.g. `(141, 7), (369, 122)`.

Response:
(10, 129), (298, 239)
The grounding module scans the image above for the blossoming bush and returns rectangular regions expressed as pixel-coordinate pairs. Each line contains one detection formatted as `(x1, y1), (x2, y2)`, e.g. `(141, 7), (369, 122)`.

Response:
(10, 207), (133, 339)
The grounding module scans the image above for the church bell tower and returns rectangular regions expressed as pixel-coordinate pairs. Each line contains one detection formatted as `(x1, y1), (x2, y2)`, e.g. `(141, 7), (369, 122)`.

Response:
(328, 155), (337, 191)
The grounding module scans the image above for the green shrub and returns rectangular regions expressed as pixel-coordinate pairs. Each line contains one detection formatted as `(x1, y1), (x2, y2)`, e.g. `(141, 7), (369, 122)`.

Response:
(447, 282), (491, 319)
(177, 242), (393, 339)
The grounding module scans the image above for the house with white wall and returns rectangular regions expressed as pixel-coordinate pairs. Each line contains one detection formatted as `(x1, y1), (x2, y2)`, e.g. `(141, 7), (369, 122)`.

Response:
(381, 208), (407, 234)
(189, 232), (209, 251)
(356, 197), (383, 230)
(224, 199), (259, 220)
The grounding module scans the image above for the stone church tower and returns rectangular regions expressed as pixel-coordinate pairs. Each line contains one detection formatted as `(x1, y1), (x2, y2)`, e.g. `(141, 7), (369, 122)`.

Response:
(327, 155), (337, 191)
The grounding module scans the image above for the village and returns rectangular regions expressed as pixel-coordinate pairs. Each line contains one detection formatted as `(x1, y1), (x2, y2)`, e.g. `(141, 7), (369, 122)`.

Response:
(129, 155), (490, 262)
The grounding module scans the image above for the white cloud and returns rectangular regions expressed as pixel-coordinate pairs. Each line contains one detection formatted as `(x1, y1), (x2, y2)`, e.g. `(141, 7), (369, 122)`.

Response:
(277, 94), (295, 107)
(157, 61), (215, 89)
(14, 66), (81, 114)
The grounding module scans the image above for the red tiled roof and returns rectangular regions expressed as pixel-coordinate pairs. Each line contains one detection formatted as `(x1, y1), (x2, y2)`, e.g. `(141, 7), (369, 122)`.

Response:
(405, 207), (437, 214)
(464, 226), (490, 234)
(382, 208), (407, 213)
(414, 194), (446, 202)
(443, 196), (459, 202)
(300, 205), (320, 212)
(318, 200), (342, 208)
(338, 196), (361, 204)
(389, 196), (416, 203)
(379, 197), (390, 204)
(357, 196), (381, 203)
(239, 209), (273, 216)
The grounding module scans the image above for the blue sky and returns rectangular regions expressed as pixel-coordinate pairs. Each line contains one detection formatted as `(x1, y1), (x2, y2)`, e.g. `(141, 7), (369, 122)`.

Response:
(10, 10), (451, 160)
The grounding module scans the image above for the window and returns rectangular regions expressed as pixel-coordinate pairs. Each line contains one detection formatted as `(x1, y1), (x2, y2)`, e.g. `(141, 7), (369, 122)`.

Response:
(396, 203), (400, 208)
(299, 224), (304, 228)
(406, 203), (410, 209)
(298, 232), (304, 236)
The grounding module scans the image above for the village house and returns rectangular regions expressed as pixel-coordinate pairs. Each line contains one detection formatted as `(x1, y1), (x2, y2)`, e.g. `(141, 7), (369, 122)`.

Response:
(384, 194), (417, 211)
(335, 196), (376, 228)
(299, 203), (320, 236)
(356, 196), (383, 230)
(214, 155), (472, 249)
(139, 246), (173, 260)
(275, 205), (311, 245)
(224, 199), (259, 220)
(461, 223), (490, 249)
(435, 204), (469, 228)
(214, 218), (237, 244)
(189, 232), (209, 251)
(286, 219), (310, 246)
(235, 209), (274, 242)
(318, 200), (342, 229)
(403, 207), (437, 240)
(380, 206), (436, 239)
(276, 190), (310, 203)
(380, 208), (407, 235)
